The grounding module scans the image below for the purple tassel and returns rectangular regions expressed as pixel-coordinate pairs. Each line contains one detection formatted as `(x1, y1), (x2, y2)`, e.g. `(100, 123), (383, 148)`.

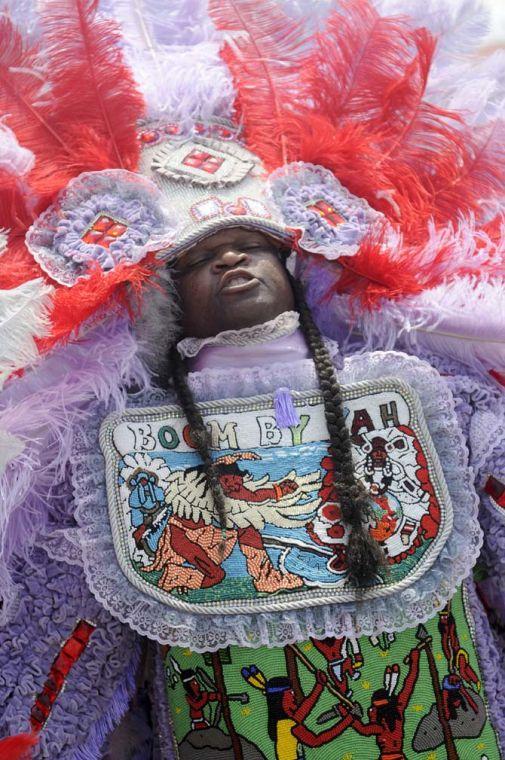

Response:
(274, 387), (300, 428)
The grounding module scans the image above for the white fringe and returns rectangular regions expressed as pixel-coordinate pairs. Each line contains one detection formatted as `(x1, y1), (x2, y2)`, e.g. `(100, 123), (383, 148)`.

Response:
(0, 278), (54, 389)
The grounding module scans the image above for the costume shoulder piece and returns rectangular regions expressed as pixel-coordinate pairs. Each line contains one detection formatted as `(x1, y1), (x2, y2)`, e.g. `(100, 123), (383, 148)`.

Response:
(73, 351), (480, 649)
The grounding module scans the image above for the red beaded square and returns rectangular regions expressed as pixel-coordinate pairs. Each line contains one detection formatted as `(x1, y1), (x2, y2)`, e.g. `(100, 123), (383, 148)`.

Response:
(81, 215), (128, 248)
(307, 199), (345, 227)
(182, 149), (224, 174)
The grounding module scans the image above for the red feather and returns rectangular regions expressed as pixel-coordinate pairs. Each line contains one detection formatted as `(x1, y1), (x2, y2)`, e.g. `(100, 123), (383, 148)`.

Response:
(305, 0), (420, 129)
(0, 170), (47, 289)
(37, 255), (160, 352)
(0, 5), (145, 197)
(208, 0), (309, 167)
(428, 118), (505, 225)
(30, 0), (144, 194)
(323, 221), (504, 308)
(0, 17), (75, 188)
(281, 112), (425, 227)
(304, 2), (504, 234)
(0, 734), (37, 760)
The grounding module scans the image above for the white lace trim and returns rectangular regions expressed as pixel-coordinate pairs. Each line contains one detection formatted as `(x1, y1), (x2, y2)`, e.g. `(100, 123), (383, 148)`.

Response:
(185, 339), (342, 401)
(176, 310), (300, 358)
(35, 528), (84, 567)
(72, 351), (482, 651)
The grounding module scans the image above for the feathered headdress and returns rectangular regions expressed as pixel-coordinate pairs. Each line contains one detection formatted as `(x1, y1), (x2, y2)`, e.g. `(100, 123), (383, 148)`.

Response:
(0, 0), (503, 628)
(1, 0), (503, 387)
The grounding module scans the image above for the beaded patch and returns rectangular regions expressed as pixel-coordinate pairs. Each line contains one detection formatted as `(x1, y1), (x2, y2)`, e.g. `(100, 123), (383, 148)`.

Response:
(165, 585), (501, 760)
(189, 196), (272, 223)
(152, 136), (256, 186)
(100, 377), (453, 614)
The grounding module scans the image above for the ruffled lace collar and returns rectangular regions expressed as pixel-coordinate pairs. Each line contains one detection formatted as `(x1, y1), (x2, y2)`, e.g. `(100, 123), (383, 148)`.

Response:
(176, 310), (300, 359)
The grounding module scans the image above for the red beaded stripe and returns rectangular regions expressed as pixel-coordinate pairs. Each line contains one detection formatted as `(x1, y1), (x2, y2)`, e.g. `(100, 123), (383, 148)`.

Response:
(484, 475), (505, 508)
(30, 620), (96, 732)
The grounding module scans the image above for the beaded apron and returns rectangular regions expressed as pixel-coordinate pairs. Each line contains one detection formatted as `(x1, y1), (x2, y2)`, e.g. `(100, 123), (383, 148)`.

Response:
(100, 377), (452, 613)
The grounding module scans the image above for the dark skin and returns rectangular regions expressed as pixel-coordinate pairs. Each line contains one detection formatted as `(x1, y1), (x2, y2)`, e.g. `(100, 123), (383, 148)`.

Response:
(173, 227), (295, 338)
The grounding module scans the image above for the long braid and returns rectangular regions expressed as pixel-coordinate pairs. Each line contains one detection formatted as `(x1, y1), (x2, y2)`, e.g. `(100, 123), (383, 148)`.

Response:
(291, 277), (383, 584)
(168, 275), (382, 582)
(169, 346), (228, 552)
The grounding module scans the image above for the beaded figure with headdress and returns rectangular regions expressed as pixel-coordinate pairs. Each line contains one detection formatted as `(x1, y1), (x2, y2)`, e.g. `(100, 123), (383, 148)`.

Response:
(0, 0), (504, 758)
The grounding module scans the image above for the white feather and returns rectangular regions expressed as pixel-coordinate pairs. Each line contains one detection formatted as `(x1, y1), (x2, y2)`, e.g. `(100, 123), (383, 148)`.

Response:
(0, 279), (54, 389)
(0, 429), (24, 477)
(103, 0), (214, 48)
(329, 277), (505, 375)
(0, 122), (35, 176)
(103, 0), (233, 121)
(0, 229), (8, 257)
(126, 41), (235, 122)
(374, 0), (490, 60)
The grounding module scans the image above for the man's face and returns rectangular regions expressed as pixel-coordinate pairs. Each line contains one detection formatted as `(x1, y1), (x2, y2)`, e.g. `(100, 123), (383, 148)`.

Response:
(173, 227), (295, 338)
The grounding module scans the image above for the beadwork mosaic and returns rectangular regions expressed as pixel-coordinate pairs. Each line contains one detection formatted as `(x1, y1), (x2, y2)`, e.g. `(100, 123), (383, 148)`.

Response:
(100, 378), (453, 614)
(165, 586), (501, 760)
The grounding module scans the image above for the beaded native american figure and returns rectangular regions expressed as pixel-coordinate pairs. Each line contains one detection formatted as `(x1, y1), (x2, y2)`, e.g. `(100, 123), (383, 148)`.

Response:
(0, 0), (504, 758)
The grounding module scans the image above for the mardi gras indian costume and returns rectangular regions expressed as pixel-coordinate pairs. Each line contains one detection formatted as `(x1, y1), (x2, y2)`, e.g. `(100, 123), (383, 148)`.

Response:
(0, 0), (504, 758)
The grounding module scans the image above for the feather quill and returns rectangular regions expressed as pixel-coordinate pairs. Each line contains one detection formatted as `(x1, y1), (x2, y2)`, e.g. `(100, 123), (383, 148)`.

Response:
(209, 0), (310, 166)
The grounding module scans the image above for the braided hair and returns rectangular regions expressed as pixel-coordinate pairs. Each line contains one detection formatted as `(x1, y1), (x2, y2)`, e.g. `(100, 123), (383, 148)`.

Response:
(169, 274), (382, 583)
(290, 276), (383, 583)
(170, 345), (229, 553)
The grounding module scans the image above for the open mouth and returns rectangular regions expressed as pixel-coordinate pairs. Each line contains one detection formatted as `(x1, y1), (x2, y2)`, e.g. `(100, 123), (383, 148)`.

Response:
(219, 269), (260, 294)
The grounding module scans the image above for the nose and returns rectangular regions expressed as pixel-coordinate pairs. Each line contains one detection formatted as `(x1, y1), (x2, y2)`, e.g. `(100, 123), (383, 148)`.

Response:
(212, 248), (247, 271)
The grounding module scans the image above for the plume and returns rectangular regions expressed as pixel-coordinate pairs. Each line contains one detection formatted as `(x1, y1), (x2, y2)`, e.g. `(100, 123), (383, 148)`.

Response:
(1, 0), (42, 40)
(0, 734), (37, 760)
(105, 0), (233, 122)
(38, 254), (161, 354)
(0, 16), (72, 185)
(407, 277), (505, 372)
(306, 0), (423, 129)
(34, 0), (144, 192)
(125, 41), (234, 123)
(0, 170), (44, 290)
(106, 0), (214, 48)
(319, 277), (505, 376)
(208, 0), (310, 166)
(0, 278), (54, 389)
(0, 318), (150, 624)
(427, 50), (505, 126)
(0, 7), (144, 196)
(375, 0), (490, 63)
(307, 214), (503, 307)
(303, 1), (503, 234)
